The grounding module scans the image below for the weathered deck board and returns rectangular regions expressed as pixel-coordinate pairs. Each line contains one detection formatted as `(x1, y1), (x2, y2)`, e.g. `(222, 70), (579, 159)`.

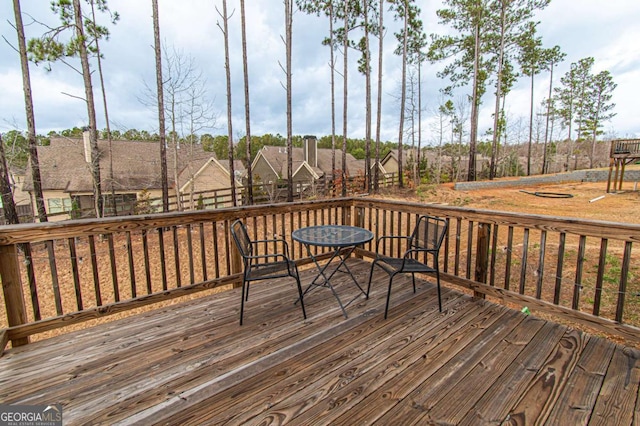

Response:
(0, 259), (637, 425)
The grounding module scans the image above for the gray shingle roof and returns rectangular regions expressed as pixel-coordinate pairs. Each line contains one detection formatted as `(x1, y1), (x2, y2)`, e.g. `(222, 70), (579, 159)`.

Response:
(24, 138), (213, 192)
(258, 146), (364, 177)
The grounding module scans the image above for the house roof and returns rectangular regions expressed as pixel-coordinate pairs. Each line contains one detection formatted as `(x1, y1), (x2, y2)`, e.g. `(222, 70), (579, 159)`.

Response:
(23, 137), (213, 193)
(256, 145), (364, 178)
(177, 157), (245, 192)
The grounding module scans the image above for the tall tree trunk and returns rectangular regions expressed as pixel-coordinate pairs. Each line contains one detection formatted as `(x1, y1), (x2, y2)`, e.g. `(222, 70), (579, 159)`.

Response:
(285, 0), (294, 202)
(13, 0), (47, 222)
(0, 135), (19, 225)
(527, 70), (534, 175)
(489, 0), (505, 180)
(417, 59), (422, 185)
(468, 17), (481, 182)
(374, 0), (384, 193)
(341, 0), (349, 197)
(364, 0), (372, 193)
(152, 0), (169, 212)
(542, 60), (554, 174)
(329, 1), (337, 186)
(73, 0), (103, 217)
(240, 0), (253, 205)
(397, 1), (408, 189)
(89, 0), (116, 215)
(221, 0), (237, 206)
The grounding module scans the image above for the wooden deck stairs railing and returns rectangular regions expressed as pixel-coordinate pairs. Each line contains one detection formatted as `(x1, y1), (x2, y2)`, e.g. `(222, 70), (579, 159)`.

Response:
(607, 138), (640, 192)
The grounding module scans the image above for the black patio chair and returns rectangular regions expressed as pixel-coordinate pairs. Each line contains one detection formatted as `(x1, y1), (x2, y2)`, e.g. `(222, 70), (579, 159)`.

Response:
(366, 215), (448, 319)
(231, 219), (307, 325)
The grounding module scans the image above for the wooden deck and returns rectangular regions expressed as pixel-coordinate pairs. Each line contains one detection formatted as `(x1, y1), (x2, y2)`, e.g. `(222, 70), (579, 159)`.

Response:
(1, 259), (638, 425)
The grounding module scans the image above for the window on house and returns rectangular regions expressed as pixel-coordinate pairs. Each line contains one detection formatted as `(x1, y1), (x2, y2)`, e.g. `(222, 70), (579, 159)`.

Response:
(48, 198), (72, 214)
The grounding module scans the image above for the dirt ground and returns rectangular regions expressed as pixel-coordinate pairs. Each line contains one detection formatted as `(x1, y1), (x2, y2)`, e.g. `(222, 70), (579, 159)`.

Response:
(389, 178), (640, 225)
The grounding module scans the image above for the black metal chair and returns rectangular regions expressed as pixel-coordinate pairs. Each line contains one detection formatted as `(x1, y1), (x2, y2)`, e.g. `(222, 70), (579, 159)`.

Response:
(366, 215), (448, 319)
(231, 219), (306, 325)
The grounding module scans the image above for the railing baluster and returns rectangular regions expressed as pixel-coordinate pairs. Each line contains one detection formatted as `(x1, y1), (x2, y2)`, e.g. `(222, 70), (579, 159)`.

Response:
(615, 241), (632, 322)
(573, 235), (587, 310)
(21, 244), (39, 321)
(593, 238), (608, 316)
(454, 218), (461, 276)
(125, 232), (136, 298)
(142, 230), (152, 294)
(88, 236), (102, 306)
(474, 223), (490, 297)
(69, 237), (83, 310)
(382, 209), (388, 255)
(224, 220), (232, 277)
(553, 233), (566, 305)
(186, 224), (194, 285)
(157, 228), (167, 292)
(212, 221), (220, 279)
(172, 226), (181, 288)
(46, 241), (63, 314)
(107, 234), (120, 301)
(536, 230), (547, 299)
(466, 221), (474, 280)
(489, 224), (499, 286)
(505, 226), (514, 291)
(519, 228), (530, 295)
(443, 218), (450, 273)
(199, 223), (207, 282)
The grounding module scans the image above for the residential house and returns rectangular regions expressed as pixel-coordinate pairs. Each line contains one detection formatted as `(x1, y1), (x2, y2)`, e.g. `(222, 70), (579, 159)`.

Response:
(177, 157), (244, 209)
(22, 134), (219, 221)
(251, 135), (365, 194)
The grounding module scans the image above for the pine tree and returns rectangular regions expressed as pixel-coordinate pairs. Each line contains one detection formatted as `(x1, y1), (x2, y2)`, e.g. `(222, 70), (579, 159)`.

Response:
(28, 0), (118, 217)
(428, 0), (494, 182)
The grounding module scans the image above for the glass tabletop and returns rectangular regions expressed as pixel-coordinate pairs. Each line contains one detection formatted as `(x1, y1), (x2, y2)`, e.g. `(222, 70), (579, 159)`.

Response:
(292, 225), (374, 248)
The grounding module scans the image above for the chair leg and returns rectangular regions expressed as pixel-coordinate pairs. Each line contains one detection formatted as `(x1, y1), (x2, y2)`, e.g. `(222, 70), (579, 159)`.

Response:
(366, 260), (378, 298)
(412, 273), (416, 293)
(435, 258), (442, 312)
(240, 279), (247, 325)
(294, 274), (307, 320)
(384, 274), (396, 320)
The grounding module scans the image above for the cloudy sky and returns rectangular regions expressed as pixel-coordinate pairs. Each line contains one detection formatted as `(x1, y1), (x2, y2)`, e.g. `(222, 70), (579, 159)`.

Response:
(1, 0), (639, 144)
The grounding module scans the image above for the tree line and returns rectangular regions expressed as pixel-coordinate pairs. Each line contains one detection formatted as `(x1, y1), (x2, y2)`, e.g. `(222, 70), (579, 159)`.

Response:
(2, 0), (617, 224)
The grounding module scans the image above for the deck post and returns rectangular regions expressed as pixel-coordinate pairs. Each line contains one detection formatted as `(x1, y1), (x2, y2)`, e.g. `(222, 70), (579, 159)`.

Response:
(606, 157), (614, 193)
(342, 201), (352, 226)
(354, 204), (366, 259)
(0, 244), (29, 347)
(474, 223), (491, 299)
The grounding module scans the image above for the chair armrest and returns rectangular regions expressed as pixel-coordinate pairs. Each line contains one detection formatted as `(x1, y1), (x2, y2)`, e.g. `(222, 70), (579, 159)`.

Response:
(245, 252), (290, 263)
(375, 235), (410, 253)
(250, 238), (291, 256)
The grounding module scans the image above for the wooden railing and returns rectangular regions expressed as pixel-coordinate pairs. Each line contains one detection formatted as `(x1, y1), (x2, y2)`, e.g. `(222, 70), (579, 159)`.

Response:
(1, 197), (638, 351)
(610, 139), (640, 156)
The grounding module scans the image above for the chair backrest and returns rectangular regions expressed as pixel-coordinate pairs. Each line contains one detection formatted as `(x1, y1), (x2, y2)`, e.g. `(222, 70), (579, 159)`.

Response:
(231, 220), (252, 258)
(410, 215), (448, 252)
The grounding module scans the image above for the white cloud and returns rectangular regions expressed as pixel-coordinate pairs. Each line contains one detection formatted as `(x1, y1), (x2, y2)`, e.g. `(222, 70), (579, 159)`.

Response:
(1, 0), (638, 141)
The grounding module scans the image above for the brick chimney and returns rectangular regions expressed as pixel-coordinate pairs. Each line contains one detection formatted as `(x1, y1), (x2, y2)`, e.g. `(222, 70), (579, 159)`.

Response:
(304, 135), (317, 168)
(82, 128), (92, 164)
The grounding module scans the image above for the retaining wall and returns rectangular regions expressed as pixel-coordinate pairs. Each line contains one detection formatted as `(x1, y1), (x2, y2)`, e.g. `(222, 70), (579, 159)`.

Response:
(454, 169), (640, 191)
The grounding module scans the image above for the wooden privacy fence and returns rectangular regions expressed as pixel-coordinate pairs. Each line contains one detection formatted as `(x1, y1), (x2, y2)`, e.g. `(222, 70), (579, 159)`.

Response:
(1, 197), (639, 351)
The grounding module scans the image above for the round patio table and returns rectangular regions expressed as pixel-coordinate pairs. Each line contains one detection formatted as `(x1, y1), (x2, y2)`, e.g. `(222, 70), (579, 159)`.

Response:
(292, 225), (374, 318)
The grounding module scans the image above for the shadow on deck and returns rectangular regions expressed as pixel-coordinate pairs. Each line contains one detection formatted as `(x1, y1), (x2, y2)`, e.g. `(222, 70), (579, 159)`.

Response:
(1, 259), (638, 425)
